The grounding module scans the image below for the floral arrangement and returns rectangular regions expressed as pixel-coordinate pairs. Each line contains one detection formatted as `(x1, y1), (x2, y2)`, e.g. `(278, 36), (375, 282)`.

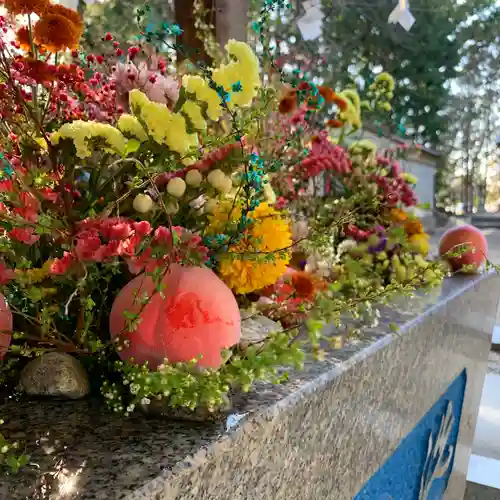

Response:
(0, 0), (453, 472)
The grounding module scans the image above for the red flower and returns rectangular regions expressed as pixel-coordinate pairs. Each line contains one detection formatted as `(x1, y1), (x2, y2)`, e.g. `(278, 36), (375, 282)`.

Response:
(50, 251), (75, 275)
(9, 226), (39, 245)
(0, 262), (14, 284)
(75, 232), (102, 261)
(154, 226), (172, 246)
(133, 220), (152, 237)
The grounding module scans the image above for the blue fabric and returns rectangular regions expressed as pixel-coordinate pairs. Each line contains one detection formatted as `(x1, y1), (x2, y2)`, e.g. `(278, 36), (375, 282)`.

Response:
(354, 369), (467, 500)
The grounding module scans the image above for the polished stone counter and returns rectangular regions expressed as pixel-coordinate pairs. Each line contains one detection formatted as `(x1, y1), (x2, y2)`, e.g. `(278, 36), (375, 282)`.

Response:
(0, 273), (498, 500)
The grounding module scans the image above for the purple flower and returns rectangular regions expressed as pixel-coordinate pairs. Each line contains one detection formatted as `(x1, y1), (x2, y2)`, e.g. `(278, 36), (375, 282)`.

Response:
(368, 237), (387, 254)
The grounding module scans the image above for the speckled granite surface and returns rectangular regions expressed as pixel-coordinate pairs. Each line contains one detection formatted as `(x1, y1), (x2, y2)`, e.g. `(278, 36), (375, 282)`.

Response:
(0, 273), (498, 500)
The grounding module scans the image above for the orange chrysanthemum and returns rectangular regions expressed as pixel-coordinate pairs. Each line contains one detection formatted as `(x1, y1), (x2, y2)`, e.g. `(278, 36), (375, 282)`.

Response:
(326, 118), (343, 128)
(332, 95), (348, 111)
(278, 90), (297, 114)
(16, 26), (32, 52)
(404, 219), (425, 236)
(47, 4), (83, 37)
(33, 13), (80, 52)
(318, 85), (336, 103)
(3, 0), (48, 15)
(291, 271), (316, 299)
(389, 208), (408, 223)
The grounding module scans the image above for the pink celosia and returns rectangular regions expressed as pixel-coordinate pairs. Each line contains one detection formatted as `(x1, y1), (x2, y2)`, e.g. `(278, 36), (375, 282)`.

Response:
(112, 60), (179, 110)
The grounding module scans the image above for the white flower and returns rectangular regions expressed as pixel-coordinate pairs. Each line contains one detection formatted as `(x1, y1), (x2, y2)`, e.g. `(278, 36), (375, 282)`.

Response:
(185, 169), (203, 187)
(133, 193), (154, 213)
(207, 169), (227, 191)
(335, 239), (358, 262)
(140, 397), (151, 405)
(167, 177), (187, 198)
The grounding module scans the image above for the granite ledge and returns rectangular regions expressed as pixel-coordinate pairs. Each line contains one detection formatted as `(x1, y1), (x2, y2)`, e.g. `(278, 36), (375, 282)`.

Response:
(0, 272), (496, 500)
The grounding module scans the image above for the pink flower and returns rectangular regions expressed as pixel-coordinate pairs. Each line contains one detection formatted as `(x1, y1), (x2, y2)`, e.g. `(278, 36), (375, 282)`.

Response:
(120, 234), (141, 257)
(126, 248), (152, 274)
(154, 226), (172, 246)
(391, 161), (401, 177)
(9, 227), (39, 245)
(106, 221), (132, 240)
(0, 262), (14, 284)
(50, 252), (75, 275)
(275, 197), (288, 209)
(133, 220), (152, 237)
(75, 233), (103, 261)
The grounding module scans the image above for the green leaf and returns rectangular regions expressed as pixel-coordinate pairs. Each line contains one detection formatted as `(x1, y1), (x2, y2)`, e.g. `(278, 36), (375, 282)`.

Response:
(124, 139), (141, 156)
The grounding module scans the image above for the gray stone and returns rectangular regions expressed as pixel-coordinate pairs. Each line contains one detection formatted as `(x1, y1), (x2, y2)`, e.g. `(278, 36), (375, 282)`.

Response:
(19, 352), (89, 399)
(240, 315), (283, 344)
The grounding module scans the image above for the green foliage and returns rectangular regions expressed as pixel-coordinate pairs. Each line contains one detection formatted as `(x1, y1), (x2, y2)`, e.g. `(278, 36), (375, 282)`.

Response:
(0, 421), (29, 475)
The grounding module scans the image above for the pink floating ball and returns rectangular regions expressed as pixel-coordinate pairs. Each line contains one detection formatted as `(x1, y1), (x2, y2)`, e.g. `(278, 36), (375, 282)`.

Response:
(0, 292), (12, 360)
(110, 265), (241, 369)
(439, 224), (488, 273)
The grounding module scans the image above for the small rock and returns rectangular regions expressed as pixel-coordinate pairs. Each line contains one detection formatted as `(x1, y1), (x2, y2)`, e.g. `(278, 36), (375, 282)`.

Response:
(19, 352), (89, 400)
(240, 315), (283, 344)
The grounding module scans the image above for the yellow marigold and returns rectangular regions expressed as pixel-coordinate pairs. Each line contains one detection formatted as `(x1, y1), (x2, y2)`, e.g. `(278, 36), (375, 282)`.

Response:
(212, 40), (261, 109)
(117, 114), (148, 142)
(4, 0), (48, 15)
(182, 75), (222, 122)
(129, 89), (198, 156)
(181, 100), (207, 131)
(51, 121), (126, 159)
(375, 72), (396, 92)
(208, 201), (292, 294)
(409, 233), (430, 256)
(33, 13), (80, 52)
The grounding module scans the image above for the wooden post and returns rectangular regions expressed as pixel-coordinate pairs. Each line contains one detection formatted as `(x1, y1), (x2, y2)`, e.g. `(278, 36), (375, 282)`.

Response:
(174, 0), (215, 64)
(215, 0), (249, 46)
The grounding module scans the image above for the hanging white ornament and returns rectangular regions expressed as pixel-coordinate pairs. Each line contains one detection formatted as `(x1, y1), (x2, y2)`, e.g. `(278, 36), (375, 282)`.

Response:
(297, 0), (324, 41)
(388, 0), (415, 32)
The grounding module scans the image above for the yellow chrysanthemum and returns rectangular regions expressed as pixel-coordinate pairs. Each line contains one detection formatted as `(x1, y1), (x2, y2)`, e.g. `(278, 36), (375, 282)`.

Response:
(208, 201), (292, 294)
(129, 89), (198, 156)
(375, 72), (396, 92)
(182, 75), (223, 121)
(401, 172), (418, 185)
(181, 100), (207, 131)
(212, 40), (261, 109)
(339, 89), (362, 129)
(409, 233), (430, 256)
(117, 114), (148, 142)
(51, 121), (126, 159)
(349, 139), (377, 154)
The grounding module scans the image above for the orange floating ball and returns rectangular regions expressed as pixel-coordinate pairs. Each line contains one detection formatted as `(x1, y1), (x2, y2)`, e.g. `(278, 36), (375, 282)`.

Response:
(110, 265), (241, 369)
(0, 293), (12, 360)
(439, 225), (488, 273)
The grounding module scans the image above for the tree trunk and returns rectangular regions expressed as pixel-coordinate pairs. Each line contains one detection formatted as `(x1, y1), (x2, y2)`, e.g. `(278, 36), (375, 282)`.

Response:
(215, 0), (249, 46)
(174, 0), (215, 65)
